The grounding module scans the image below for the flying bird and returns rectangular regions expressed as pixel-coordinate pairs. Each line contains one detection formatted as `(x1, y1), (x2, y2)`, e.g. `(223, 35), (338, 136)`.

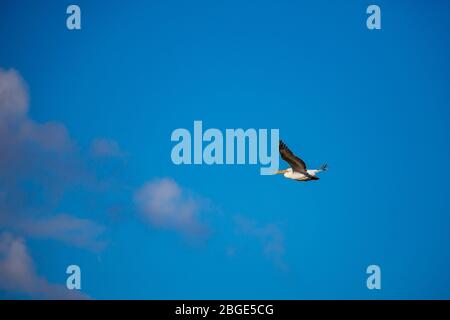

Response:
(275, 140), (328, 181)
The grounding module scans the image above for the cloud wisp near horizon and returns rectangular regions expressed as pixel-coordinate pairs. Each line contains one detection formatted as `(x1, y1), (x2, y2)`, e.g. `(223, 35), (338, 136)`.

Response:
(0, 232), (88, 299)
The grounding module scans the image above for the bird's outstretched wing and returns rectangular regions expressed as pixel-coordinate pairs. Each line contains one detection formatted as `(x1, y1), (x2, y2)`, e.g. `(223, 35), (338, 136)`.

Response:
(279, 140), (307, 173)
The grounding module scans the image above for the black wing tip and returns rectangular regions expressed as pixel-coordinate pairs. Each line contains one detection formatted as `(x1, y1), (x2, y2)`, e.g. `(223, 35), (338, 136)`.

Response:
(279, 140), (291, 154)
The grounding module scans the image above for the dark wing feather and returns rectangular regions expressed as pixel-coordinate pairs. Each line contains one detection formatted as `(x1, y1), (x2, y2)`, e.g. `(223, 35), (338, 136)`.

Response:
(279, 140), (307, 173)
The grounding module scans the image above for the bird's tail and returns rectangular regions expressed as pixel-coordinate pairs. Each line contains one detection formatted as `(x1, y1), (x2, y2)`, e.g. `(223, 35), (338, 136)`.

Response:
(320, 163), (328, 171)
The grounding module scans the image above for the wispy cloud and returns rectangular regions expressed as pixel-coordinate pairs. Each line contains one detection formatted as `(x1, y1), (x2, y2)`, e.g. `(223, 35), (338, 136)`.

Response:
(134, 178), (209, 237)
(0, 68), (83, 197)
(133, 177), (288, 269)
(0, 232), (88, 299)
(90, 138), (124, 158)
(0, 68), (109, 251)
(0, 69), (28, 121)
(6, 214), (107, 252)
(0, 69), (75, 159)
(234, 215), (288, 271)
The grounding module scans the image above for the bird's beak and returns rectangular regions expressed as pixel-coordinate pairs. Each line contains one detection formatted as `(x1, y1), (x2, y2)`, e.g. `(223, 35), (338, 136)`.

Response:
(274, 169), (287, 175)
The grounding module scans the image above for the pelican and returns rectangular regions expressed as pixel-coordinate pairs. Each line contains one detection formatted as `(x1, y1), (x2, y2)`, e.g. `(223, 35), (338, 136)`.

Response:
(275, 140), (328, 181)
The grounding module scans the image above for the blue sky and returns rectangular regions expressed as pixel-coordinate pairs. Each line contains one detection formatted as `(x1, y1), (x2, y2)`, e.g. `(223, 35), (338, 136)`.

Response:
(0, 0), (450, 299)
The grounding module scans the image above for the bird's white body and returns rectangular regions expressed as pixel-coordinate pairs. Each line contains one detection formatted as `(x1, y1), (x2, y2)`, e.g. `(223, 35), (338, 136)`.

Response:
(282, 168), (322, 181)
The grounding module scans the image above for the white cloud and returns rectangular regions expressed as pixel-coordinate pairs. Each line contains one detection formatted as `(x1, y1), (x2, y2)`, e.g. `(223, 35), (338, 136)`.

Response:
(90, 138), (124, 158)
(0, 232), (88, 299)
(0, 68), (74, 153)
(134, 178), (208, 236)
(9, 214), (106, 252)
(0, 68), (77, 185)
(0, 69), (28, 121)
